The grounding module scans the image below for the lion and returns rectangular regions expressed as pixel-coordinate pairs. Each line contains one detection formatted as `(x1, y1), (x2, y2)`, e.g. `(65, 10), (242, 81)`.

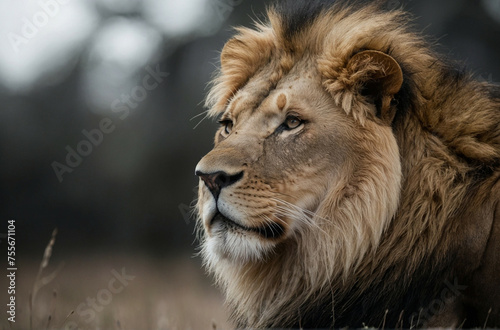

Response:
(194, 0), (500, 328)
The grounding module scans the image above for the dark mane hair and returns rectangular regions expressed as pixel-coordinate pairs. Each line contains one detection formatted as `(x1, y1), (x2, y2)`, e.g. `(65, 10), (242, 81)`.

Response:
(272, 0), (334, 39)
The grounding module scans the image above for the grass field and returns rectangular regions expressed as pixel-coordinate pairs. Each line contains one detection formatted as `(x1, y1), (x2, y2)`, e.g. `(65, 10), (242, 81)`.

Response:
(1, 250), (229, 330)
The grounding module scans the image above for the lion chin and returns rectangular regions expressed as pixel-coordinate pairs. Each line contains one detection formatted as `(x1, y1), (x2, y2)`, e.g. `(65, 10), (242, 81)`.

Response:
(195, 1), (500, 329)
(204, 212), (278, 264)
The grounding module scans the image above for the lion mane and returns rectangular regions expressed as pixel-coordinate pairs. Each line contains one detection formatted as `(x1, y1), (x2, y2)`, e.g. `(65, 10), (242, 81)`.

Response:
(196, 0), (500, 328)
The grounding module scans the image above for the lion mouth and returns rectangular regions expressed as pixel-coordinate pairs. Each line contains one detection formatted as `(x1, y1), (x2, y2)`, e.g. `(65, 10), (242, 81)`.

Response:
(211, 212), (285, 239)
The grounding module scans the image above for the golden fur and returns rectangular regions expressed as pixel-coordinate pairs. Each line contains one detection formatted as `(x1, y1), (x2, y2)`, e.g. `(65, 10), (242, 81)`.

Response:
(196, 1), (500, 328)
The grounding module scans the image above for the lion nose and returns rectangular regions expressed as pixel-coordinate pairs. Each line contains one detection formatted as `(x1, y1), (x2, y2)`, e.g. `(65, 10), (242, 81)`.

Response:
(195, 170), (244, 200)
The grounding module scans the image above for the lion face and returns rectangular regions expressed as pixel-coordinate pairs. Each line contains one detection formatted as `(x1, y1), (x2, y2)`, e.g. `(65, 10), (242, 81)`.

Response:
(196, 60), (385, 264)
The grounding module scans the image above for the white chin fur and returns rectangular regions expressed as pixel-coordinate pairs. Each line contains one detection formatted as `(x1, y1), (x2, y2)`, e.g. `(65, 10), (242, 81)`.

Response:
(202, 226), (275, 268)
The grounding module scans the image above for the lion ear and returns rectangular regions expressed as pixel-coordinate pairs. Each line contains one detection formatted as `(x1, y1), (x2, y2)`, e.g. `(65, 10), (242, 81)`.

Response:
(346, 50), (403, 123)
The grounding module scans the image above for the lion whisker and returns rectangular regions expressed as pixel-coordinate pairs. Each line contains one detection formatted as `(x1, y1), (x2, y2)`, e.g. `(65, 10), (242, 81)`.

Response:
(270, 198), (333, 236)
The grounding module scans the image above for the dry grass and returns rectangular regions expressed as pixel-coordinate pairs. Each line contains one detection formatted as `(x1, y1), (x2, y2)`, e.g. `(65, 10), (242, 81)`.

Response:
(1, 232), (229, 330)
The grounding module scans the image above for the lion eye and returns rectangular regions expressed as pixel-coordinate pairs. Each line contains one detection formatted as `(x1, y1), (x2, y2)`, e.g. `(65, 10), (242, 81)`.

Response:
(283, 115), (303, 130)
(219, 119), (233, 137)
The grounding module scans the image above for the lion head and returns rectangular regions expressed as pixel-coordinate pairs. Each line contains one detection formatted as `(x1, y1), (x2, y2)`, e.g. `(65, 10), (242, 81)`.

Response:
(195, 1), (500, 328)
(196, 47), (402, 265)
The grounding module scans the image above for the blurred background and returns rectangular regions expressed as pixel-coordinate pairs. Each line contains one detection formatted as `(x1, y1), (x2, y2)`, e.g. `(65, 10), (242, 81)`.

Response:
(0, 0), (498, 328)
